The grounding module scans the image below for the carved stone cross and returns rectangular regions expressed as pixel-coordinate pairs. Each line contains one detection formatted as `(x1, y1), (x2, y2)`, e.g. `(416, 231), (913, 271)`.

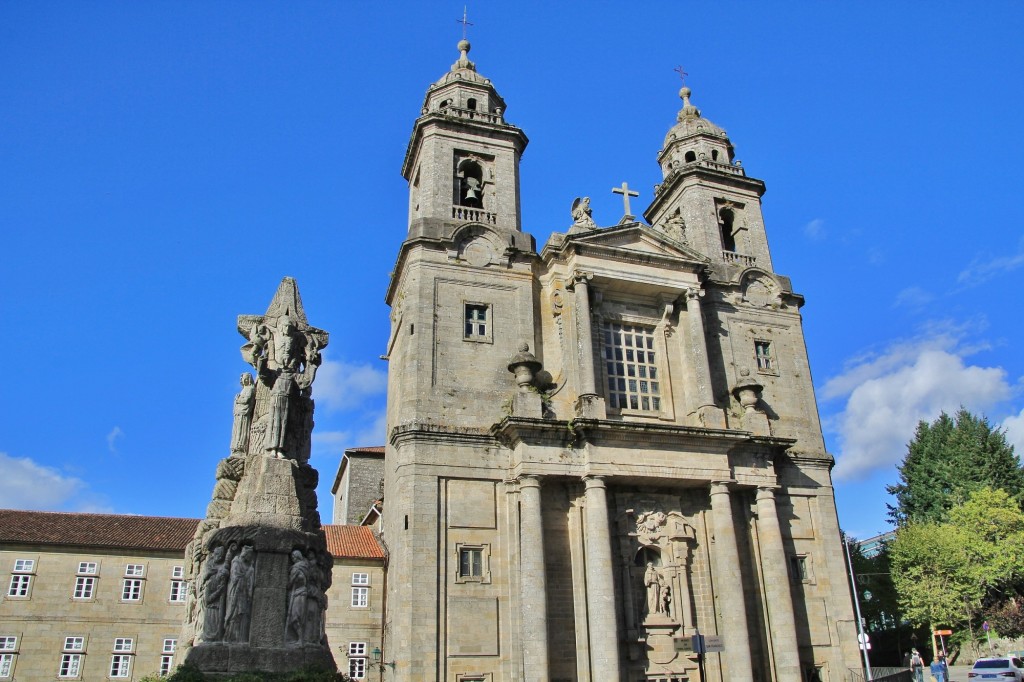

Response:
(612, 182), (639, 220)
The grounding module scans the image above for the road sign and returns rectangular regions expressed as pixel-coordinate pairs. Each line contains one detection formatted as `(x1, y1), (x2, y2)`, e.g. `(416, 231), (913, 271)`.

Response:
(935, 630), (953, 636)
(858, 633), (870, 644)
(859, 642), (872, 651)
(705, 636), (724, 653)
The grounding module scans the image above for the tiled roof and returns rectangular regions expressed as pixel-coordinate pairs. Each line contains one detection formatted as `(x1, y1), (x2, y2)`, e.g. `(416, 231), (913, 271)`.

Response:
(0, 509), (385, 561)
(0, 509), (199, 552)
(324, 524), (385, 560)
(345, 446), (385, 456)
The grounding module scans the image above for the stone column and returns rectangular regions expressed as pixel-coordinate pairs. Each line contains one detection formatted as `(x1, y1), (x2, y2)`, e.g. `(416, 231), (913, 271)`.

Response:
(708, 482), (753, 680)
(756, 486), (802, 682)
(583, 476), (621, 680)
(518, 475), (550, 682)
(683, 288), (724, 428)
(570, 271), (606, 418)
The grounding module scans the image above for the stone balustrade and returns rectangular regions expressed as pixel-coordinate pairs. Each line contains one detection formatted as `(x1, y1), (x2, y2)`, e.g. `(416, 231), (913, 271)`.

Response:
(722, 250), (756, 267)
(452, 205), (498, 224)
(440, 106), (503, 124)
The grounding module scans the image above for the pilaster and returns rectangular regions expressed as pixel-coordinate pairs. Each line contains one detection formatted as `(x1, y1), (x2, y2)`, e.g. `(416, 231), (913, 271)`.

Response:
(708, 481), (753, 680)
(756, 486), (802, 682)
(518, 475), (550, 681)
(582, 475), (621, 680)
(683, 288), (725, 428)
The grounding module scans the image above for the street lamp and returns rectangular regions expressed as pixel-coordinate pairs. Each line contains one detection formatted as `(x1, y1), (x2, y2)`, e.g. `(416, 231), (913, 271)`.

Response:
(372, 647), (395, 672)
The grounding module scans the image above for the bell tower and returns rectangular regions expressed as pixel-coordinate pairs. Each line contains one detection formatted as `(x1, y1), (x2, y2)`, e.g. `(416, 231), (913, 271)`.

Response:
(401, 39), (529, 236)
(644, 86), (775, 272)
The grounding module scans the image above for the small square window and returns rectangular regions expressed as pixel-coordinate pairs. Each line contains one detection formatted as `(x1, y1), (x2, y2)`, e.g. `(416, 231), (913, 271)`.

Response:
(6, 575), (30, 598)
(59, 654), (82, 678)
(162, 639), (176, 655)
(755, 340), (776, 373)
(63, 637), (85, 652)
(352, 573), (369, 586)
(122, 579), (143, 601)
(73, 576), (96, 600)
(348, 642), (366, 656)
(113, 638), (133, 652)
(351, 586), (369, 608)
(77, 562), (98, 575)
(12, 560), (33, 573)
(460, 548), (483, 577)
(171, 566), (184, 579)
(0, 638), (15, 652)
(124, 564), (144, 577)
(463, 303), (492, 342)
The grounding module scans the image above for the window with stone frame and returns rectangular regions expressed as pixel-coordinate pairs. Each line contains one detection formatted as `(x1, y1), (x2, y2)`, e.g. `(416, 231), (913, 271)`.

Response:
(755, 339), (776, 374)
(121, 578), (143, 601)
(73, 576), (96, 600)
(169, 566), (186, 603)
(790, 554), (813, 583)
(0, 636), (16, 680)
(454, 543), (491, 584)
(601, 322), (662, 412)
(110, 638), (134, 677)
(159, 639), (176, 677)
(77, 562), (98, 575)
(348, 642), (367, 679)
(124, 564), (144, 577)
(463, 302), (492, 342)
(7, 559), (34, 598)
(351, 574), (369, 608)
(58, 654), (82, 679)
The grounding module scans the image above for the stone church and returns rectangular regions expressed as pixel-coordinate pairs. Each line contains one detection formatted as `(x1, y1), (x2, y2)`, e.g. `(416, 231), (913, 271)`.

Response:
(376, 39), (861, 682)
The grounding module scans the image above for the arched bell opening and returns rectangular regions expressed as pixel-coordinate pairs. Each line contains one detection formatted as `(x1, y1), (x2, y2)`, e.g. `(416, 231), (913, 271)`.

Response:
(456, 159), (484, 208)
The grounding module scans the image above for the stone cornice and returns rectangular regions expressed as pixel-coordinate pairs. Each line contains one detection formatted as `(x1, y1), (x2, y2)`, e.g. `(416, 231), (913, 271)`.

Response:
(643, 166), (766, 223)
(402, 114), (529, 180)
(390, 421), (498, 448)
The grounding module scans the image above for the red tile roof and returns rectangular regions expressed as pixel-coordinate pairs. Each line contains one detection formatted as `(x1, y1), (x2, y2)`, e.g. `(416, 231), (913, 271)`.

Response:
(0, 509), (199, 552)
(345, 446), (385, 456)
(0, 509), (384, 561)
(324, 524), (385, 560)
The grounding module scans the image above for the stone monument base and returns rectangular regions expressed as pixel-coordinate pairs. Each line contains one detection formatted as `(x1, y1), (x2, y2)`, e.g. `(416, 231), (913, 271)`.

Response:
(184, 643), (336, 677)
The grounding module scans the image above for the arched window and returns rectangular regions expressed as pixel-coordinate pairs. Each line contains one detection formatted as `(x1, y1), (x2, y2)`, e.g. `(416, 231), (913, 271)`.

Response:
(456, 159), (484, 208)
(719, 208), (737, 252)
(711, 149), (719, 161)
(466, 98), (477, 111)
(684, 150), (697, 163)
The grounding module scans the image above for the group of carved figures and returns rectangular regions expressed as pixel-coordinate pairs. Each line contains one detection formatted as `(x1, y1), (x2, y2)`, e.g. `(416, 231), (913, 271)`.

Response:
(199, 543), (256, 644)
(643, 562), (672, 619)
(232, 314), (322, 460)
(285, 548), (331, 645)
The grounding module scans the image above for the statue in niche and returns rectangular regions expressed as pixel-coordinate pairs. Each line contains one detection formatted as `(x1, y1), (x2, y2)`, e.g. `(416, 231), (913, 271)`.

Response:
(200, 546), (229, 642)
(644, 561), (663, 617)
(224, 545), (256, 643)
(658, 574), (671, 617)
(230, 373), (256, 454)
(304, 549), (326, 644)
(571, 196), (597, 227)
(285, 549), (310, 644)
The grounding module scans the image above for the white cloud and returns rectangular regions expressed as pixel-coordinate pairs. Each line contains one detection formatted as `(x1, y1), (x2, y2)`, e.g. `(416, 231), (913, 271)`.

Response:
(0, 453), (110, 511)
(825, 336), (1012, 481)
(314, 359), (387, 412)
(106, 426), (124, 454)
(311, 411), (387, 459)
(804, 218), (825, 240)
(1004, 407), (1024, 456)
(893, 286), (934, 309)
(957, 237), (1024, 288)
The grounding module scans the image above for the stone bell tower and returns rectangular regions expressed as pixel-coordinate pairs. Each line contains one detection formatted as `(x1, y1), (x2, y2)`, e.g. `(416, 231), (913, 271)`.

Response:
(179, 277), (336, 676)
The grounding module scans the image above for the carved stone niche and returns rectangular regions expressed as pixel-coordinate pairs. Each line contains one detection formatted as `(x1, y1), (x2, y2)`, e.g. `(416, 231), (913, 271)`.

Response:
(447, 224), (506, 267)
(618, 504), (699, 679)
(740, 270), (783, 308)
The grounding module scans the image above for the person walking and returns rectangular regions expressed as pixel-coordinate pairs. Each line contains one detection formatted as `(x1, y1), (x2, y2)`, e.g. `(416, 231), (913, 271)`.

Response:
(930, 654), (947, 682)
(910, 648), (925, 682)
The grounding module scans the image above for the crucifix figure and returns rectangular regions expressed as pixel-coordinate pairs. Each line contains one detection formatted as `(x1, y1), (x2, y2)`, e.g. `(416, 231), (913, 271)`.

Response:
(674, 65), (688, 85)
(612, 181), (639, 221)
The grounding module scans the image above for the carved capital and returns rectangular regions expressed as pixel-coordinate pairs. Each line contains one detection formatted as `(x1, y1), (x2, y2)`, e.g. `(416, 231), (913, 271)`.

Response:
(569, 270), (593, 287)
(582, 475), (606, 490)
(756, 485), (779, 502)
(709, 481), (734, 497)
(517, 474), (543, 490)
(684, 286), (704, 302)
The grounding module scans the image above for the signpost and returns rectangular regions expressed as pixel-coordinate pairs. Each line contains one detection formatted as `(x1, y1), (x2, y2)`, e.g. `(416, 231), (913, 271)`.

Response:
(934, 630), (952, 658)
(984, 621), (993, 651)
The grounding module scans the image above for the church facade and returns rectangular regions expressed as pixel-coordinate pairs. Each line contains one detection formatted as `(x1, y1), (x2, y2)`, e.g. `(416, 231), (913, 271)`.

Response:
(379, 40), (860, 682)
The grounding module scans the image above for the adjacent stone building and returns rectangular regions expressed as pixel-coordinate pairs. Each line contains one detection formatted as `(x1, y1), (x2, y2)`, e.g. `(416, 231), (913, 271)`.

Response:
(0, 510), (384, 681)
(378, 41), (861, 682)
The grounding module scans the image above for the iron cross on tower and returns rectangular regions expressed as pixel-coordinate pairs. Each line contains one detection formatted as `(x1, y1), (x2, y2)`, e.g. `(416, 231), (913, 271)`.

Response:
(674, 65), (689, 85)
(612, 182), (640, 222)
(457, 6), (473, 40)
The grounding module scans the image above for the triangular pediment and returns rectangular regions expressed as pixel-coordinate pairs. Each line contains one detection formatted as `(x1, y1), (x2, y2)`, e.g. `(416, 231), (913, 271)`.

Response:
(553, 223), (709, 268)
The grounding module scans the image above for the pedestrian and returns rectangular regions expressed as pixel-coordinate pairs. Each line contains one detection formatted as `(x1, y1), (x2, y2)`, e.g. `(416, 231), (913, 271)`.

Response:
(910, 648), (924, 682)
(929, 654), (946, 682)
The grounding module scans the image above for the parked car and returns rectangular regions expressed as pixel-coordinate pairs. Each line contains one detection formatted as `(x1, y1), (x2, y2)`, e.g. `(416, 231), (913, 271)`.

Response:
(969, 657), (1024, 680)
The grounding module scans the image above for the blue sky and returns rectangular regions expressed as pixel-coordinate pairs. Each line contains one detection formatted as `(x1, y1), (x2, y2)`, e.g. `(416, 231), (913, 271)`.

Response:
(2, 2), (1023, 539)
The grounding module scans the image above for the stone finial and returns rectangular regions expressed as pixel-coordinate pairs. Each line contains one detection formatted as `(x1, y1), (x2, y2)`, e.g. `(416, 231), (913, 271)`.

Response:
(677, 86), (700, 121)
(452, 39), (476, 72)
(732, 368), (764, 414)
(508, 342), (542, 392)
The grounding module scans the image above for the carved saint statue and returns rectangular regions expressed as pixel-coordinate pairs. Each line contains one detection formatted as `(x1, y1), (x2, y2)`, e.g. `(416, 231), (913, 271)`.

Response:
(266, 370), (297, 456)
(644, 561), (662, 617)
(304, 549), (326, 644)
(285, 550), (310, 644)
(230, 373), (256, 454)
(224, 545), (256, 643)
(200, 546), (229, 641)
(571, 196), (597, 227)
(660, 578), (672, 618)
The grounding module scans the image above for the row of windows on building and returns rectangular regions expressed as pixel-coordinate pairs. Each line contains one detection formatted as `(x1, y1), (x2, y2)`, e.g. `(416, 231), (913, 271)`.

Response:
(463, 304), (777, 413)
(7, 560), (375, 609)
(6, 559), (186, 603)
(0, 635), (176, 679)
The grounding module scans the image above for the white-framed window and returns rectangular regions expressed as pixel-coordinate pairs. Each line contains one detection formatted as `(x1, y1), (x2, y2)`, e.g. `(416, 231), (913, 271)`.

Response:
(169, 579), (186, 603)
(463, 302), (492, 342)
(124, 564), (144, 577)
(73, 576), (96, 599)
(110, 654), (131, 677)
(348, 642), (367, 679)
(0, 653), (12, 679)
(6, 575), (30, 598)
(12, 560), (33, 573)
(460, 548), (483, 577)
(352, 572), (369, 586)
(77, 562), (98, 575)
(351, 586), (369, 608)
(122, 579), (143, 601)
(602, 322), (661, 412)
(159, 639), (176, 677)
(171, 566), (184, 579)
(113, 638), (133, 653)
(64, 637), (85, 652)
(59, 654), (82, 678)
(755, 339), (775, 373)
(0, 638), (15, 652)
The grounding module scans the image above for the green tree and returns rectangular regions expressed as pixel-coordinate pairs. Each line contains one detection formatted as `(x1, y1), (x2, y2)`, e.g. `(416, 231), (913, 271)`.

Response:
(887, 409), (1024, 526)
